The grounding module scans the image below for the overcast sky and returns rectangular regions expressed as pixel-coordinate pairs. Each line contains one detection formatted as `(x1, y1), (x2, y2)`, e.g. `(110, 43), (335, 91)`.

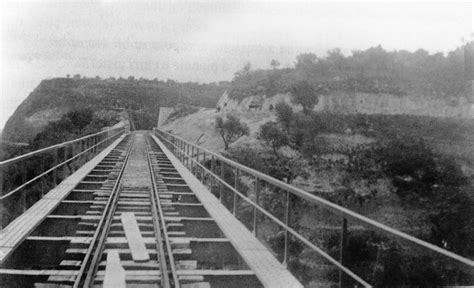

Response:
(0, 1), (472, 129)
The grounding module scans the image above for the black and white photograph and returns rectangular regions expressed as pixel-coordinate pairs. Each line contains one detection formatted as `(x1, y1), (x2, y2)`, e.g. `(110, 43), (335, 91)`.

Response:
(0, 1), (473, 287)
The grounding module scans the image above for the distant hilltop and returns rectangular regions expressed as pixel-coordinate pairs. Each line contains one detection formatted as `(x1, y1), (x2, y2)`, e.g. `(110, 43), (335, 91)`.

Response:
(221, 44), (473, 118)
(2, 77), (229, 143)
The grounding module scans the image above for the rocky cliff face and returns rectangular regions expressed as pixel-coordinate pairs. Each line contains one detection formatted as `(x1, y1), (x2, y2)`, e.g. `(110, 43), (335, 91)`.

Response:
(217, 91), (473, 118)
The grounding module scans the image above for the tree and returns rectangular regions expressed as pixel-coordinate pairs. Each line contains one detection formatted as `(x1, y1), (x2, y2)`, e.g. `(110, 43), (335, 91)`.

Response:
(295, 53), (317, 71)
(215, 115), (250, 150)
(234, 62), (252, 78)
(291, 80), (318, 114)
(270, 59), (280, 69)
(275, 102), (293, 132)
(258, 122), (289, 154)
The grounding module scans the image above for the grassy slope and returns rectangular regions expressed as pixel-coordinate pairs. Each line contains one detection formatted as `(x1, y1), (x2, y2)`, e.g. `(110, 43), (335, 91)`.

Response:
(161, 107), (474, 230)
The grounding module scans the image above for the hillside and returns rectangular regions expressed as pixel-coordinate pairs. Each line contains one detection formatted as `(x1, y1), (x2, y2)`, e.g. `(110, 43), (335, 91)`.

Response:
(228, 44), (473, 106)
(160, 95), (474, 282)
(2, 77), (229, 143)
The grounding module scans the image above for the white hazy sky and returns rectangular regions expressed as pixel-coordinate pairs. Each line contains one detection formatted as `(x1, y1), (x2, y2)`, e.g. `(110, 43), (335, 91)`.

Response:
(0, 1), (472, 129)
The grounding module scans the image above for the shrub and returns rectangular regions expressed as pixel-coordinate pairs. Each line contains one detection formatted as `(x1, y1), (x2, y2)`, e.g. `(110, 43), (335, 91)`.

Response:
(291, 80), (319, 114)
(215, 115), (249, 150)
(274, 102), (293, 132)
(258, 121), (289, 154)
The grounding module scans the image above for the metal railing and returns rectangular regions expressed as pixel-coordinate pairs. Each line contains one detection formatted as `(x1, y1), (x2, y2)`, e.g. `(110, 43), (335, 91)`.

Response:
(154, 129), (474, 287)
(0, 126), (127, 228)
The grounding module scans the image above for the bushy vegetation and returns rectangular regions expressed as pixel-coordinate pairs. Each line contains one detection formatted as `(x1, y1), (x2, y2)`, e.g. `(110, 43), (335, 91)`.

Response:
(376, 139), (473, 256)
(229, 43), (472, 101)
(215, 115), (249, 150)
(220, 104), (473, 285)
(30, 108), (119, 150)
(258, 121), (289, 154)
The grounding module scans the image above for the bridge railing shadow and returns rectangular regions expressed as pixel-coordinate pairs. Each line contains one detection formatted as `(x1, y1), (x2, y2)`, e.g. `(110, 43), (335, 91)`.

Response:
(0, 127), (126, 228)
(155, 128), (474, 287)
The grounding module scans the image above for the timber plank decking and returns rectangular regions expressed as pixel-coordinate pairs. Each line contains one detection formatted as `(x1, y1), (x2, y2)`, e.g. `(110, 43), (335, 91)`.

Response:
(151, 135), (303, 288)
(103, 250), (126, 288)
(0, 134), (126, 264)
(120, 212), (150, 262)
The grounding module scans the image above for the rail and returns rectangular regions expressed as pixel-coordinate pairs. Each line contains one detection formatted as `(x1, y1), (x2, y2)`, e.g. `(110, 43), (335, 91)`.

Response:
(154, 129), (474, 287)
(75, 133), (133, 287)
(0, 126), (127, 228)
(146, 137), (177, 287)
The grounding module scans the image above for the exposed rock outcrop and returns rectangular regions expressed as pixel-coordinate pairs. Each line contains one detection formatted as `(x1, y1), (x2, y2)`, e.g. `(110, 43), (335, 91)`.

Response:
(217, 91), (473, 118)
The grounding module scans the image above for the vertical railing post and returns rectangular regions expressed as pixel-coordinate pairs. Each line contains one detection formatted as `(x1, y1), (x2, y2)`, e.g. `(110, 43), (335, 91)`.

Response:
(185, 143), (189, 168)
(173, 137), (177, 155)
(0, 165), (4, 229)
(72, 143), (76, 169)
(176, 139), (180, 160)
(67, 144), (73, 173)
(90, 137), (94, 154)
(176, 139), (179, 159)
(196, 146), (200, 173)
(197, 150), (202, 181)
(39, 157), (45, 198)
(61, 146), (68, 180)
(283, 190), (291, 267)
(219, 161), (224, 203)
(80, 139), (85, 162)
(233, 167), (239, 216)
(191, 145), (195, 170)
(53, 148), (59, 185)
(339, 218), (348, 288)
(20, 162), (27, 213)
(183, 141), (186, 164)
(202, 152), (207, 181)
(211, 155), (215, 175)
(253, 178), (260, 236)
(84, 138), (89, 159)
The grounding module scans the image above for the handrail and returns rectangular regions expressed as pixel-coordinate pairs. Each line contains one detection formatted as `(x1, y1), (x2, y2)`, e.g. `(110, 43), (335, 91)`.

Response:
(0, 126), (126, 228)
(155, 129), (474, 268)
(151, 133), (372, 287)
(0, 129), (124, 201)
(0, 126), (125, 167)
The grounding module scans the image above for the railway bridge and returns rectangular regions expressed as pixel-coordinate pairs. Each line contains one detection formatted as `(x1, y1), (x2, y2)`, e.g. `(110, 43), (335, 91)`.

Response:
(0, 127), (472, 287)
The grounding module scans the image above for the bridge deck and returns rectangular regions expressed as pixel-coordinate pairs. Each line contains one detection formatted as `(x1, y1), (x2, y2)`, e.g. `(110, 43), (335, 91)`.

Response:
(0, 135), (126, 263)
(152, 135), (303, 288)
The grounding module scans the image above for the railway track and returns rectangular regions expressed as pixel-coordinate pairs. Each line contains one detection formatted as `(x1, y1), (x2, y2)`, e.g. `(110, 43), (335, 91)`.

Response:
(2, 131), (263, 288)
